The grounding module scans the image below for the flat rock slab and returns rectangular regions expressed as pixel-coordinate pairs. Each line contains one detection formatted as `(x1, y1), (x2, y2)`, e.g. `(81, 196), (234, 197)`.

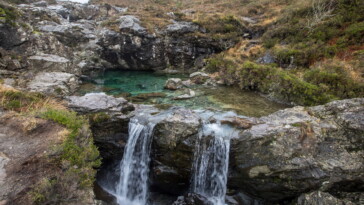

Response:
(27, 72), (78, 95)
(67, 92), (134, 113)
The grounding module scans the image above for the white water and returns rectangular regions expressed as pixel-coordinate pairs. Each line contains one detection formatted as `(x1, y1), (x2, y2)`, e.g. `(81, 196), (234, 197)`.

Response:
(192, 111), (240, 205)
(115, 118), (155, 205)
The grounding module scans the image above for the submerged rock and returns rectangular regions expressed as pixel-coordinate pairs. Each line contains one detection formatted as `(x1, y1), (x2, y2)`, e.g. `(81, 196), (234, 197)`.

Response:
(165, 78), (183, 90)
(230, 98), (364, 202)
(173, 89), (196, 100)
(151, 107), (202, 194)
(189, 72), (210, 84)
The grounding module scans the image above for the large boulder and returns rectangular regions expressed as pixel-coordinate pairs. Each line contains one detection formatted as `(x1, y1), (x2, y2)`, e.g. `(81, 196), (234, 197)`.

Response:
(151, 107), (202, 194)
(230, 98), (364, 202)
(27, 72), (79, 95)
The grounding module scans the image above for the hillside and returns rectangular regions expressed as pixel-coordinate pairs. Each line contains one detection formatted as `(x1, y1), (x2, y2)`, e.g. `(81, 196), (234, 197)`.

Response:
(89, 0), (364, 105)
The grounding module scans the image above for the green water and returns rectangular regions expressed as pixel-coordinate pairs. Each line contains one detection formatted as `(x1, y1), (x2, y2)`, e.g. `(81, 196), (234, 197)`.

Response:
(78, 70), (288, 117)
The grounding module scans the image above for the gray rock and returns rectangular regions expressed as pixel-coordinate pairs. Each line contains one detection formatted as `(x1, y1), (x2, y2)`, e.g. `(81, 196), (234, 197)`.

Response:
(28, 54), (71, 73)
(230, 98), (364, 202)
(27, 72), (78, 95)
(173, 89), (196, 100)
(189, 72), (210, 84)
(67, 92), (134, 114)
(241, 17), (257, 24)
(296, 191), (354, 205)
(33, 1), (48, 7)
(151, 107), (202, 194)
(172, 193), (214, 205)
(166, 21), (199, 34)
(165, 78), (183, 90)
(257, 52), (275, 64)
(119, 15), (146, 34)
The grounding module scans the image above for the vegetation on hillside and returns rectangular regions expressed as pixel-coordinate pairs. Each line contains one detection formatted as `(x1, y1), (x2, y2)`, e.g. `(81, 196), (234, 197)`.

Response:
(0, 84), (101, 204)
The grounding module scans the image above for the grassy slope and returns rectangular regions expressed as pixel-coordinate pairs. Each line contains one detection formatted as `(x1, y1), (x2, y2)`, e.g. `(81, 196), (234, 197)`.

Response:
(94, 0), (364, 105)
(0, 84), (101, 204)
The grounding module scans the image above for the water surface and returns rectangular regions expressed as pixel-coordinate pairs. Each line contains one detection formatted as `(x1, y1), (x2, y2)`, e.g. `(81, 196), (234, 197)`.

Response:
(78, 70), (288, 117)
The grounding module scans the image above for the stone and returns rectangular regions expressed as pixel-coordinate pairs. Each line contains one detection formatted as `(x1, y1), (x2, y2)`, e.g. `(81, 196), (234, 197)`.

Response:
(221, 116), (256, 129)
(172, 193), (214, 205)
(165, 78), (183, 90)
(189, 72), (210, 84)
(27, 72), (78, 95)
(173, 89), (196, 100)
(257, 52), (275, 64)
(165, 21), (199, 34)
(295, 191), (355, 205)
(229, 98), (364, 202)
(28, 54), (72, 73)
(151, 107), (202, 194)
(67, 92), (134, 114)
(119, 15), (146, 34)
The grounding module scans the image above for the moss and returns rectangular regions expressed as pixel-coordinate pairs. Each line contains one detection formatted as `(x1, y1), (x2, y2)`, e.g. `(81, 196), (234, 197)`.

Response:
(0, 5), (18, 26)
(33, 109), (101, 204)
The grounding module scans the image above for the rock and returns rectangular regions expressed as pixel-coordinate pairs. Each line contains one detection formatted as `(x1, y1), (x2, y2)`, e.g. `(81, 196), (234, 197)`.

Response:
(33, 1), (48, 7)
(172, 193), (214, 205)
(230, 98), (364, 202)
(151, 107), (202, 194)
(295, 191), (354, 205)
(189, 72), (210, 84)
(257, 52), (275, 64)
(119, 15), (146, 34)
(173, 89), (196, 100)
(67, 92), (134, 114)
(28, 54), (72, 73)
(165, 78), (183, 90)
(221, 117), (256, 129)
(165, 21), (199, 34)
(27, 72), (78, 95)
(241, 17), (257, 24)
(129, 92), (167, 102)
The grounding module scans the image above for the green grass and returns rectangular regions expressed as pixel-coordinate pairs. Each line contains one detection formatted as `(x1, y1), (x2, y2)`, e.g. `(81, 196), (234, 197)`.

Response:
(0, 89), (45, 111)
(30, 109), (101, 204)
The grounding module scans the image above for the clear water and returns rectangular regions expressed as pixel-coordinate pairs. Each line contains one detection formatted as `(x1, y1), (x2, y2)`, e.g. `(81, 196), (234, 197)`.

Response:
(78, 70), (288, 117)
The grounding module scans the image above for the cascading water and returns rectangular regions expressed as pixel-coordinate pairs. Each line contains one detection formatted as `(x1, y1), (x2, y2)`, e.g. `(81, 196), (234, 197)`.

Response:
(192, 111), (240, 205)
(115, 118), (155, 205)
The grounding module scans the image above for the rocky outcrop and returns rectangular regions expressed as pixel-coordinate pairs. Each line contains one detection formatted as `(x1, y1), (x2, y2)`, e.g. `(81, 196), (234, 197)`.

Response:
(67, 93), (135, 161)
(151, 107), (202, 195)
(27, 72), (79, 95)
(230, 98), (364, 202)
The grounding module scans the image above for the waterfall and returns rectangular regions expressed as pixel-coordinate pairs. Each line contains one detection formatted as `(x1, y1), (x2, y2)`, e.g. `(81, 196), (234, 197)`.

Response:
(191, 111), (239, 205)
(115, 118), (155, 205)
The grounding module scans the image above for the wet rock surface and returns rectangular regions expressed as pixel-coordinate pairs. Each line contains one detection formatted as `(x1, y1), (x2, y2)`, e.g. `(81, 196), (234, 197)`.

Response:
(151, 107), (202, 195)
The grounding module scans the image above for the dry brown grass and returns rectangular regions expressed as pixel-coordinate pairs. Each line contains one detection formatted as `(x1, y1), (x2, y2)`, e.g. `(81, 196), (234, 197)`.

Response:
(0, 84), (66, 113)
